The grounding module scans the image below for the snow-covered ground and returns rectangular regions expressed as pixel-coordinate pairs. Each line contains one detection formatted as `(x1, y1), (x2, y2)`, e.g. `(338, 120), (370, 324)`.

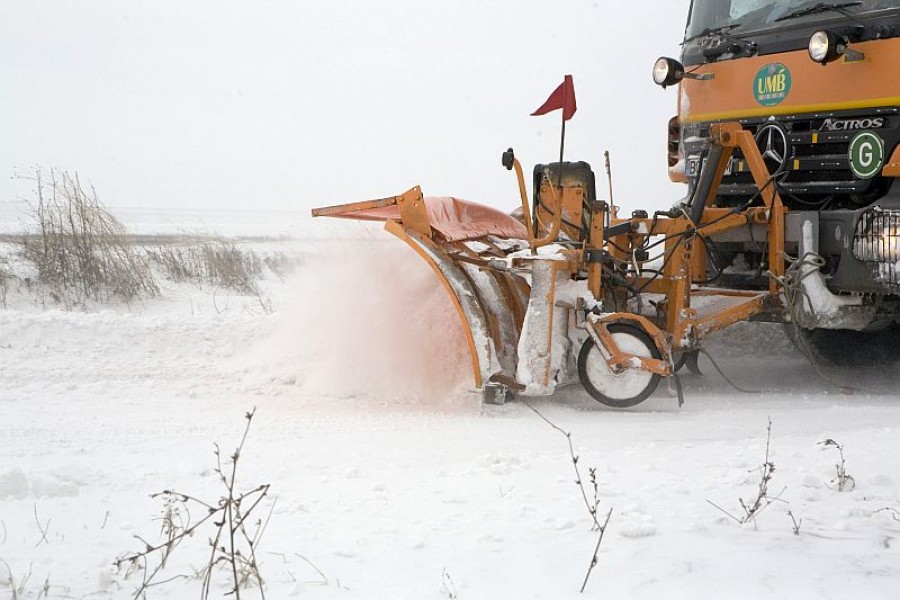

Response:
(1, 220), (899, 599)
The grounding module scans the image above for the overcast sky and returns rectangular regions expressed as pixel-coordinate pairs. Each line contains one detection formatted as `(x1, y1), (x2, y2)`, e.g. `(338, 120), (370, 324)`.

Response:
(2, 1), (690, 216)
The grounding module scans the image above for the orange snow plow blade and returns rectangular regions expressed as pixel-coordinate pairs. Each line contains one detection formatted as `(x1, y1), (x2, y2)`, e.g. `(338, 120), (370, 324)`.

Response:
(312, 186), (531, 400)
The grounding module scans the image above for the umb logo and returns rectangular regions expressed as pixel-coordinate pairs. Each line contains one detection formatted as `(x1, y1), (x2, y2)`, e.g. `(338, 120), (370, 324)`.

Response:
(753, 63), (792, 107)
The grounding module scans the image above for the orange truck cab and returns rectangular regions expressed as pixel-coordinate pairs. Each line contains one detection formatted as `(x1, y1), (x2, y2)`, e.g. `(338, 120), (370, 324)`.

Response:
(657, 0), (900, 359)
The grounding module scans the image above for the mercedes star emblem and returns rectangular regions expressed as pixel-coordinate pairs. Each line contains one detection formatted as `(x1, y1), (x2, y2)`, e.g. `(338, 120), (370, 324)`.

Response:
(755, 124), (790, 174)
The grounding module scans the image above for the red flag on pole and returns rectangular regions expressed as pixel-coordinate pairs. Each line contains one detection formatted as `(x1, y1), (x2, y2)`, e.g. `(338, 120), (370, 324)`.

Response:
(531, 75), (576, 121)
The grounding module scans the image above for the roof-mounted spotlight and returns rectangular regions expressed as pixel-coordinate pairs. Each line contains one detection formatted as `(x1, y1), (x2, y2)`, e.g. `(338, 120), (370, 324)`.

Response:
(808, 30), (864, 65)
(652, 57), (714, 89)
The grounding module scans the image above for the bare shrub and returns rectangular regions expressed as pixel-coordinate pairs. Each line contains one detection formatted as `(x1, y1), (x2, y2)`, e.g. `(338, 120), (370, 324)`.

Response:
(19, 168), (158, 308)
(819, 438), (855, 492)
(116, 408), (271, 599)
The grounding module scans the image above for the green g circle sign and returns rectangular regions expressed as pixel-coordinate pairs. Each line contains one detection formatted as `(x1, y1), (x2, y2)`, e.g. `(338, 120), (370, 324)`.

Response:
(753, 63), (792, 107)
(848, 132), (885, 179)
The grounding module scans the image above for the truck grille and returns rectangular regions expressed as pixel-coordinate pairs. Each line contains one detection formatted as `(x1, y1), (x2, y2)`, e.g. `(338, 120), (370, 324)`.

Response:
(684, 108), (899, 205)
(853, 207), (900, 287)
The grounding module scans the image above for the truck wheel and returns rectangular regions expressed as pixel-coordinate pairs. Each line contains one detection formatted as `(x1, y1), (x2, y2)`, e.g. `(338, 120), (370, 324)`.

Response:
(786, 324), (900, 366)
(578, 323), (662, 408)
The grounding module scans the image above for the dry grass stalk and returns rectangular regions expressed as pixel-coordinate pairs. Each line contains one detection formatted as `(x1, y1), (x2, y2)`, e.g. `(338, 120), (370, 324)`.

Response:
(0, 559), (58, 600)
(441, 568), (458, 599)
(787, 510), (802, 535)
(523, 402), (604, 530)
(0, 559), (32, 600)
(146, 240), (262, 294)
(262, 251), (295, 281)
(708, 417), (786, 527)
(819, 438), (855, 492)
(875, 507), (900, 522)
(0, 254), (13, 309)
(523, 402), (613, 594)
(146, 240), (275, 313)
(580, 508), (613, 594)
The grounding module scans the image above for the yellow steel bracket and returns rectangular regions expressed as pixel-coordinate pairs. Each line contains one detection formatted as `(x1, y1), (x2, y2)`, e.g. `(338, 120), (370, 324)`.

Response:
(588, 313), (673, 377)
(312, 191), (403, 217)
(508, 157), (565, 252)
(509, 157), (536, 237)
(395, 186), (432, 239)
(311, 186), (432, 239)
(885, 145), (900, 177)
(710, 122), (787, 290)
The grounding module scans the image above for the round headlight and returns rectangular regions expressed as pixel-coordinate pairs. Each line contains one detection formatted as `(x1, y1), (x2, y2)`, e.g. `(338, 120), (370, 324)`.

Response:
(808, 30), (832, 63)
(652, 58), (671, 85)
(652, 57), (685, 88)
(808, 30), (850, 64)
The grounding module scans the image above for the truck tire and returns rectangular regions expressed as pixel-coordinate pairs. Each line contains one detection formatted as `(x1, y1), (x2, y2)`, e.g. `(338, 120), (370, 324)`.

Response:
(785, 323), (900, 367)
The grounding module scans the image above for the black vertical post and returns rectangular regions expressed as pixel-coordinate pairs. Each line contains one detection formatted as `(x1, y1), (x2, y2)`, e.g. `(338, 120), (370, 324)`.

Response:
(559, 111), (566, 165)
(557, 110), (566, 188)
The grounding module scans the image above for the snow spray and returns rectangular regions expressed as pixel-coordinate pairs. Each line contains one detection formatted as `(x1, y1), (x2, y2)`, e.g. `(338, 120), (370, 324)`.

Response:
(267, 235), (472, 404)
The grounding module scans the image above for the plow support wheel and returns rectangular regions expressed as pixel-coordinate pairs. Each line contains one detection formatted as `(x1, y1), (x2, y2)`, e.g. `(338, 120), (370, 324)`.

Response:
(578, 315), (673, 408)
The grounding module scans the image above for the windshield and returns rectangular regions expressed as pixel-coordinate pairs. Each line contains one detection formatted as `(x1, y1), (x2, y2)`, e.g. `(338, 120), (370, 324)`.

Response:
(686, 0), (900, 39)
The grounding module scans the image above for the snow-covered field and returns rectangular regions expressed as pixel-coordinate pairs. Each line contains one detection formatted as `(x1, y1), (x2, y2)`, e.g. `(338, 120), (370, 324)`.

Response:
(1, 212), (899, 599)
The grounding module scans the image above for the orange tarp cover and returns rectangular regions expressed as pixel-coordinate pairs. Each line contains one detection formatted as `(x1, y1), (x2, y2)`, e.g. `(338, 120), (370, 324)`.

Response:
(329, 196), (528, 242)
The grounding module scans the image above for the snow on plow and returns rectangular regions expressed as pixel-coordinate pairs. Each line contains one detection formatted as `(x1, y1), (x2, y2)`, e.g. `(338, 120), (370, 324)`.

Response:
(312, 122), (792, 408)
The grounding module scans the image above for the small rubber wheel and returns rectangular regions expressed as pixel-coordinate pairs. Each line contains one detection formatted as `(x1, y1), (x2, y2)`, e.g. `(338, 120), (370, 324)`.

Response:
(578, 323), (662, 408)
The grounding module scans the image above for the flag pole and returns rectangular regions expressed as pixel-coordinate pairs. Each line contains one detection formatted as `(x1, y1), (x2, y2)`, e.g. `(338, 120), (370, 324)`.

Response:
(557, 98), (566, 188)
(559, 111), (566, 165)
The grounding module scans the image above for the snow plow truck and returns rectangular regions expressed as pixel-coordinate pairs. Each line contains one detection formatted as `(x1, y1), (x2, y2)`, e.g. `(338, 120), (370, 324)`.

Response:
(313, 0), (900, 407)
